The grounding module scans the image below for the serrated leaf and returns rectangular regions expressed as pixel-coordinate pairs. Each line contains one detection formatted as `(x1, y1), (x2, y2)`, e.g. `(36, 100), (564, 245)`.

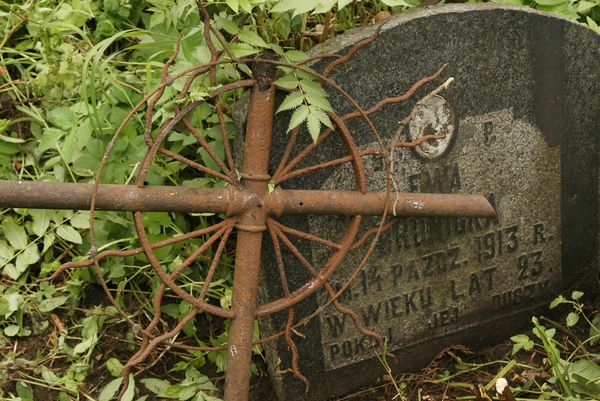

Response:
(304, 92), (332, 112)
(2, 218), (28, 250)
(38, 295), (68, 313)
(299, 78), (328, 96)
(566, 312), (580, 327)
(306, 112), (321, 143)
(287, 105), (310, 133)
(98, 377), (124, 401)
(141, 378), (170, 394)
(281, 50), (308, 63)
(56, 225), (82, 244)
(274, 74), (300, 90)
(215, 16), (239, 35)
(237, 29), (268, 48)
(276, 91), (305, 113)
(310, 106), (333, 129)
(30, 209), (51, 237)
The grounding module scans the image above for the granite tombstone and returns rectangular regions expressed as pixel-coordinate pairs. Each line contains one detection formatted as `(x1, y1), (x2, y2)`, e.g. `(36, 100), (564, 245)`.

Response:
(255, 4), (600, 400)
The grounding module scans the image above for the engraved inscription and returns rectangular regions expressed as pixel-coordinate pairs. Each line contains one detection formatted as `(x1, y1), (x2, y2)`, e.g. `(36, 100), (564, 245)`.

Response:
(311, 109), (561, 370)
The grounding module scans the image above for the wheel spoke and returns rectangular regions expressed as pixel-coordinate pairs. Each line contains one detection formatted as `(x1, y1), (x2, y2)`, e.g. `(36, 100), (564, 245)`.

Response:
(268, 218), (341, 250)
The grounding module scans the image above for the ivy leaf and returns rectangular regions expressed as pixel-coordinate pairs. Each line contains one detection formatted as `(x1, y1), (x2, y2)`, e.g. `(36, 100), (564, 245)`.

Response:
(56, 225), (83, 244)
(2, 218), (28, 250)
(287, 104), (310, 133)
(306, 111), (321, 143)
(237, 29), (268, 48)
(276, 91), (305, 113)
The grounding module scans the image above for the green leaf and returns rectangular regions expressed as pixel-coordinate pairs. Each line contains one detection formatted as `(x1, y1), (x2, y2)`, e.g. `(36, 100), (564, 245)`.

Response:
(566, 312), (580, 327)
(382, 0), (412, 6)
(237, 29), (268, 48)
(70, 212), (91, 229)
(2, 218), (28, 250)
(38, 128), (66, 154)
(304, 92), (332, 112)
(225, 0), (238, 13)
(48, 106), (77, 130)
(30, 209), (52, 237)
(287, 105), (310, 133)
(107, 358), (124, 376)
(572, 291), (584, 301)
(16, 382), (34, 401)
(56, 225), (83, 244)
(306, 111), (321, 143)
(0, 239), (14, 261)
(276, 91), (305, 113)
(215, 16), (239, 35)
(310, 106), (333, 129)
(549, 295), (565, 309)
(15, 243), (40, 277)
(274, 74), (300, 90)
(98, 377), (124, 401)
(141, 378), (170, 394)
(4, 325), (20, 337)
(239, 0), (253, 13)
(533, 0), (567, 6)
(578, 0), (597, 13)
(0, 134), (25, 143)
(298, 78), (327, 96)
(122, 374), (135, 401)
(73, 335), (96, 354)
(38, 296), (69, 313)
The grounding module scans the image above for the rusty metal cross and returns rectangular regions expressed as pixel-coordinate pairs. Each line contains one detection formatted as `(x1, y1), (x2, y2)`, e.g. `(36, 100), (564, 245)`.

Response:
(0, 53), (495, 401)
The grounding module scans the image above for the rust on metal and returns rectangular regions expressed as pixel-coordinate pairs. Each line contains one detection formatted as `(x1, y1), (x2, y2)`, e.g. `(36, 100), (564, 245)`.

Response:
(223, 51), (277, 401)
(0, 5), (501, 401)
(0, 179), (495, 218)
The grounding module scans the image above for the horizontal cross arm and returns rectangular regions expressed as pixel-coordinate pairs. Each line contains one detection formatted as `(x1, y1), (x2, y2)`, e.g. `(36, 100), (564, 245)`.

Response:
(266, 189), (496, 218)
(0, 180), (496, 218)
(0, 180), (230, 213)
